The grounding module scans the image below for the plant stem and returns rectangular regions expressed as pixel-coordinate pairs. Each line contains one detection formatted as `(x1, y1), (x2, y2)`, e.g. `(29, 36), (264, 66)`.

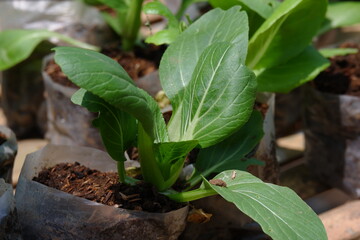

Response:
(54, 32), (100, 51)
(122, 0), (143, 51)
(165, 188), (217, 202)
(117, 161), (126, 183)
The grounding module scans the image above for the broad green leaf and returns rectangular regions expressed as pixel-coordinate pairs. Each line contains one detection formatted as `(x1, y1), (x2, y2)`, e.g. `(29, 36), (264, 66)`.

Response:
(247, 0), (327, 70)
(320, 47), (358, 58)
(72, 89), (136, 162)
(0, 29), (99, 71)
(206, 170), (327, 240)
(168, 42), (256, 148)
(209, 0), (279, 17)
(159, 6), (249, 108)
(209, 0), (280, 37)
(54, 47), (167, 142)
(239, 0), (280, 19)
(188, 111), (264, 187)
(145, 29), (180, 45)
(256, 46), (329, 93)
(319, 1), (360, 34)
(143, 1), (179, 29)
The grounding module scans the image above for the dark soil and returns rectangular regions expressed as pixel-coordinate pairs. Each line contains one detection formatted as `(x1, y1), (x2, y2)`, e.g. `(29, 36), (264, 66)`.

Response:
(254, 101), (269, 118)
(314, 42), (360, 96)
(45, 44), (163, 88)
(33, 162), (184, 213)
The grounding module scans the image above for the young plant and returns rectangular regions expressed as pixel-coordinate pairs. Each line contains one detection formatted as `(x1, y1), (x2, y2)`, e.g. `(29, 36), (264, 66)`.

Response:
(91, 0), (144, 51)
(97, 0), (204, 47)
(142, 0), (205, 45)
(0, 29), (98, 71)
(54, 7), (326, 239)
(209, 0), (360, 93)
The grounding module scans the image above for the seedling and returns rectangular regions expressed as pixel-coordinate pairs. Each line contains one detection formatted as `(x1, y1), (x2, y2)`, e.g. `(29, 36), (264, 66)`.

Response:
(54, 7), (326, 239)
(209, 0), (360, 93)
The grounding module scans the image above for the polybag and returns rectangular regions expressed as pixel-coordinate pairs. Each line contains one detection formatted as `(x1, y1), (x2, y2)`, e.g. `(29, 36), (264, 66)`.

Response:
(15, 144), (188, 240)
(0, 179), (22, 240)
(304, 86), (360, 197)
(0, 126), (18, 183)
(0, 0), (113, 137)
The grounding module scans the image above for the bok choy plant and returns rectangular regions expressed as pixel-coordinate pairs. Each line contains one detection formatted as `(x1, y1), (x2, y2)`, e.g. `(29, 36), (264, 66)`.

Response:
(54, 7), (326, 240)
(0, 30), (98, 71)
(209, 0), (360, 93)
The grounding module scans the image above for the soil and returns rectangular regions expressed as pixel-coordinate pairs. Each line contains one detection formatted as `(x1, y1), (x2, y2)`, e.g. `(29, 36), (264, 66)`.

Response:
(254, 101), (269, 118)
(45, 44), (164, 88)
(314, 42), (360, 96)
(33, 162), (184, 213)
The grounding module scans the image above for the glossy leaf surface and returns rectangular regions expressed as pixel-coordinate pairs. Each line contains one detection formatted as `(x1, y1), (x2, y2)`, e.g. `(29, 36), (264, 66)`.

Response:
(205, 170), (328, 240)
(159, 6), (249, 106)
(256, 46), (329, 93)
(0, 29), (98, 71)
(189, 111), (264, 186)
(247, 0), (327, 69)
(167, 42), (256, 148)
(71, 89), (136, 162)
(54, 47), (167, 142)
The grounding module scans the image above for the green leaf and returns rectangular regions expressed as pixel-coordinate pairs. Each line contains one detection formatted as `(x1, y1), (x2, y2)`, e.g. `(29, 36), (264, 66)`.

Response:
(145, 29), (180, 45)
(208, 0), (280, 37)
(0, 29), (99, 71)
(101, 12), (122, 35)
(137, 124), (197, 191)
(159, 6), (249, 108)
(188, 111), (264, 187)
(154, 140), (198, 188)
(54, 47), (167, 142)
(319, 1), (360, 34)
(167, 42), (256, 148)
(143, 1), (181, 45)
(247, 0), (327, 70)
(256, 46), (329, 93)
(206, 170), (328, 240)
(209, 0), (280, 17)
(71, 89), (137, 162)
(143, 1), (179, 29)
(319, 47), (358, 58)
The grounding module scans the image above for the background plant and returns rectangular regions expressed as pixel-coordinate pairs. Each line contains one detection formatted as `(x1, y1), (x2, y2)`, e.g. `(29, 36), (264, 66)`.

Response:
(209, 0), (360, 93)
(54, 7), (327, 239)
(0, 29), (98, 71)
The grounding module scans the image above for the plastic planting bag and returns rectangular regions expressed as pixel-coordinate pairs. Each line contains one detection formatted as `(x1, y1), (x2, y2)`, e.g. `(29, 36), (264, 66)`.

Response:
(15, 145), (188, 240)
(0, 126), (18, 183)
(0, 0), (113, 137)
(0, 179), (22, 240)
(304, 86), (360, 197)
